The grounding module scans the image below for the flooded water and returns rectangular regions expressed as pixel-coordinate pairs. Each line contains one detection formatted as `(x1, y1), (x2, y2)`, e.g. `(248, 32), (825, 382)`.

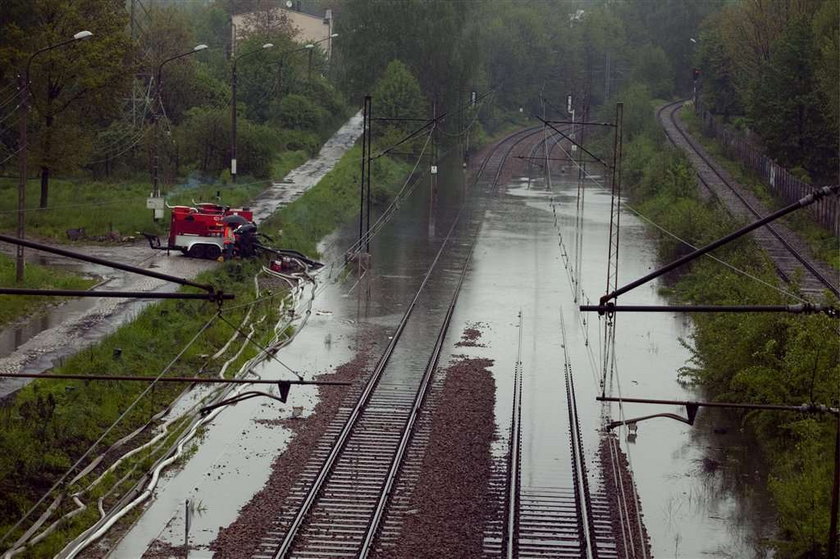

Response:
(108, 147), (775, 557)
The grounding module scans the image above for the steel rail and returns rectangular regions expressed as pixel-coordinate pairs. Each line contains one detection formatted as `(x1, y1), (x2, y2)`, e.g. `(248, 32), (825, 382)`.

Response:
(359, 195), (480, 557)
(566, 364), (598, 559)
(270, 181), (480, 558)
(657, 101), (839, 298)
(502, 311), (524, 558)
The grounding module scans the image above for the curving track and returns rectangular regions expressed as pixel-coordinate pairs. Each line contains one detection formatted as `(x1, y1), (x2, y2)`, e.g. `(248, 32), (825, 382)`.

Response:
(658, 100), (839, 299)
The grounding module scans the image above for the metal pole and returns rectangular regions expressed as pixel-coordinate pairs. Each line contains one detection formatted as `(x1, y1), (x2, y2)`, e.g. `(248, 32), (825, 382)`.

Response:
(365, 95), (372, 253)
(579, 304), (837, 315)
(16, 72), (28, 283)
(231, 61), (238, 183)
(429, 99), (437, 237)
(307, 48), (312, 83)
(152, 66), (161, 199)
(829, 412), (839, 558)
(359, 97), (367, 248)
(0, 372), (350, 386)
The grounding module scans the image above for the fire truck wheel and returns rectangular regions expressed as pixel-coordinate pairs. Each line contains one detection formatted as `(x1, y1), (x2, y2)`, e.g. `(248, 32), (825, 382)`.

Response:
(187, 245), (206, 259)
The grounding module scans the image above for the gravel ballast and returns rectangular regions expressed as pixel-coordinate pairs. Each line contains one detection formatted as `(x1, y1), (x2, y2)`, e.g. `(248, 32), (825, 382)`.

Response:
(386, 355), (496, 558)
(209, 333), (380, 558)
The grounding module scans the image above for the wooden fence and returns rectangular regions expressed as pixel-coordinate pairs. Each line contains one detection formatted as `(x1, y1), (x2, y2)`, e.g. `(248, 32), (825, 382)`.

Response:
(695, 105), (839, 237)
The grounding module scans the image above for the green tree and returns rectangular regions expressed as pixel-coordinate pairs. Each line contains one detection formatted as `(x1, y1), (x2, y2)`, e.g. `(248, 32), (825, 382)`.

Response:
(812, 0), (839, 135)
(372, 60), (425, 122)
(629, 44), (673, 99)
(0, 0), (132, 208)
(334, 0), (478, 109)
(696, 12), (743, 118)
(748, 16), (837, 180)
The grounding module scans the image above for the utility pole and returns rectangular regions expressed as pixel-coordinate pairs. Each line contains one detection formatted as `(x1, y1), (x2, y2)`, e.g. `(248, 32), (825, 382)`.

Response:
(359, 96), (368, 249)
(365, 95), (372, 254)
(830, 411), (839, 558)
(16, 72), (29, 283)
(429, 100), (437, 238)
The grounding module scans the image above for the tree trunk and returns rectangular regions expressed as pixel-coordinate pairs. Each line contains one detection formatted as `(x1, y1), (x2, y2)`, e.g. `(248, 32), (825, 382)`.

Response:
(40, 166), (50, 208)
(39, 114), (54, 209)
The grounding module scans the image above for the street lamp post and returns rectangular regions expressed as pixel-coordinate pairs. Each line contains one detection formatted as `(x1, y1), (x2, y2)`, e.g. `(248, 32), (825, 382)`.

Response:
(16, 30), (93, 283)
(305, 43), (315, 83)
(306, 34), (338, 83)
(152, 44), (208, 202)
(230, 43), (273, 184)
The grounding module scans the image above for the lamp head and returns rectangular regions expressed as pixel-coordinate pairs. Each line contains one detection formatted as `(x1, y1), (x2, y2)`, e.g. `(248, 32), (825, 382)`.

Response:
(193, 44), (209, 52)
(330, 33), (339, 38)
(304, 44), (315, 49)
(262, 43), (275, 49)
(73, 31), (93, 41)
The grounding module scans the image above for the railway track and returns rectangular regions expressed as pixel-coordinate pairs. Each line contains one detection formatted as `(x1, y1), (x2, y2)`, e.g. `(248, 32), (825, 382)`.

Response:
(250, 127), (545, 558)
(658, 100), (839, 299)
(484, 310), (618, 559)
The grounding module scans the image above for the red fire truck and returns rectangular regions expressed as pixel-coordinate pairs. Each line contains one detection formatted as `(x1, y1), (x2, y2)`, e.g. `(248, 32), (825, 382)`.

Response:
(143, 202), (322, 269)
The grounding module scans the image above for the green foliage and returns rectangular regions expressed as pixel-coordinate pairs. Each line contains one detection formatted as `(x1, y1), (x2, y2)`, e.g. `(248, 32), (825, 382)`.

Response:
(812, 0), (839, 134)
(271, 149), (308, 180)
(601, 83), (660, 141)
(271, 94), (325, 131)
(629, 44), (673, 99)
(373, 60), (426, 123)
(260, 146), (407, 257)
(697, 12), (743, 118)
(175, 106), (280, 178)
(696, 2), (838, 182)
(747, 16), (837, 180)
(334, 0), (479, 109)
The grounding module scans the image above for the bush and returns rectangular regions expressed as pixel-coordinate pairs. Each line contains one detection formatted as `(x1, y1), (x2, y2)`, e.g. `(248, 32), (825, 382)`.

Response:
(271, 94), (326, 131)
